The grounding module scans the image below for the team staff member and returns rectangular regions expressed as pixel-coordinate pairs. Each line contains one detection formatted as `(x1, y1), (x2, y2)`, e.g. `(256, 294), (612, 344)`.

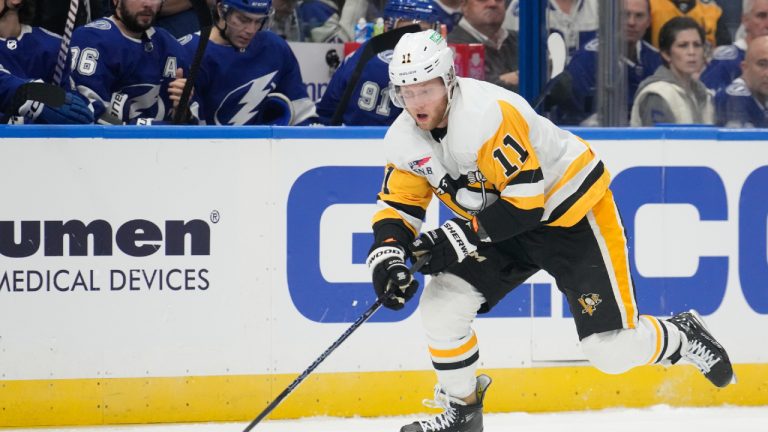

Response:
(366, 29), (735, 432)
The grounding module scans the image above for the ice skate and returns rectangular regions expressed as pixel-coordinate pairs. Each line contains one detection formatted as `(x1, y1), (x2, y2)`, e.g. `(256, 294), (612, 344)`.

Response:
(400, 374), (492, 432)
(667, 310), (735, 388)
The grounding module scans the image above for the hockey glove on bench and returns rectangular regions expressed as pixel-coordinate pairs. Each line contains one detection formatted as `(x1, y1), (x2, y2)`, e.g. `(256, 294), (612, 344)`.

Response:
(367, 242), (419, 310)
(410, 218), (480, 275)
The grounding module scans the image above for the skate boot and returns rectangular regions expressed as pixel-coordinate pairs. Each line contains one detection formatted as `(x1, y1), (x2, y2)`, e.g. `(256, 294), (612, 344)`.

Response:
(667, 310), (735, 388)
(400, 374), (492, 432)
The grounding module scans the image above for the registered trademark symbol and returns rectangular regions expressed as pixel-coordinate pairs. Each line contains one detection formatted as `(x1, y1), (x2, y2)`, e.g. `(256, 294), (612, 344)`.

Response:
(210, 210), (220, 223)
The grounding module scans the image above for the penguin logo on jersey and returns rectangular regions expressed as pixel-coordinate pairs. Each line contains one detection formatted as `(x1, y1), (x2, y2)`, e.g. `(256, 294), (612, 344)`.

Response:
(215, 71), (279, 125)
(578, 293), (602, 316)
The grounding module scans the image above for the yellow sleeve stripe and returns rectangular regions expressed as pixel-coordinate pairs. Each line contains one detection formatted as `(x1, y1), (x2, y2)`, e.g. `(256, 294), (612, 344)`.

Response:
(372, 207), (418, 237)
(546, 169), (610, 227)
(502, 194), (546, 211)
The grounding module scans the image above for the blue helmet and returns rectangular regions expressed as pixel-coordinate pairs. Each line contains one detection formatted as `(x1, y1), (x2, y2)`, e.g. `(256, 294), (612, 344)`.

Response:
(220, 0), (272, 15)
(383, 0), (437, 23)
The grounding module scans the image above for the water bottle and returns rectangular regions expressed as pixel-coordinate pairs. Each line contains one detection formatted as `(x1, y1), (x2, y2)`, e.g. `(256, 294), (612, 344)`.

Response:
(355, 18), (369, 42)
(373, 17), (385, 37)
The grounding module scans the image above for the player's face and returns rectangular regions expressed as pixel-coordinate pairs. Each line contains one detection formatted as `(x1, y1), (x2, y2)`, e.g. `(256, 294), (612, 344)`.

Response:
(118, 0), (163, 33)
(742, 37), (768, 98)
(0, 0), (23, 14)
(225, 9), (267, 49)
(662, 29), (704, 78)
(745, 0), (768, 39)
(624, 0), (650, 44)
(398, 78), (449, 130)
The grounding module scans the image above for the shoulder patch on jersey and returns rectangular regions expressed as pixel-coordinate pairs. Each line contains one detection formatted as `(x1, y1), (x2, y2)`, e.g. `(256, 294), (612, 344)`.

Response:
(712, 45), (739, 61)
(726, 80), (751, 97)
(178, 34), (194, 45)
(85, 19), (112, 30)
(377, 49), (394, 64)
(585, 38), (599, 52)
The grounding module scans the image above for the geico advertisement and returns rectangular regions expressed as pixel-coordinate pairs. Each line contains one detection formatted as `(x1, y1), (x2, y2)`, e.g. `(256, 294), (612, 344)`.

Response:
(277, 136), (768, 364)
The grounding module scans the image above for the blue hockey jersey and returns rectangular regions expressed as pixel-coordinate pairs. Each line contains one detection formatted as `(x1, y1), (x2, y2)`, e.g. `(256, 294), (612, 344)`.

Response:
(0, 25), (64, 122)
(714, 77), (768, 127)
(316, 41), (401, 126)
(701, 40), (746, 92)
(179, 30), (316, 125)
(69, 18), (190, 123)
(560, 38), (662, 124)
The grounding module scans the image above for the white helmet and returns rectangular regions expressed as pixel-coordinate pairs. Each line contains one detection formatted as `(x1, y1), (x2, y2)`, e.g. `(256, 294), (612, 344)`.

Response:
(388, 30), (456, 110)
(389, 29), (455, 87)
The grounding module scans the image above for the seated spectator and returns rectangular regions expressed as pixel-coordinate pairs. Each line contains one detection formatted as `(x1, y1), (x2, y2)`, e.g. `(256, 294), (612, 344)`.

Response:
(503, 0), (598, 63)
(69, 0), (191, 124)
(434, 0), (462, 32)
(649, 0), (730, 49)
(546, 0), (661, 125)
(179, 0), (317, 125)
(315, 0), (436, 125)
(0, 0), (92, 124)
(701, 0), (768, 92)
(631, 16), (713, 125)
(715, 34), (768, 127)
(448, 0), (518, 91)
(270, 0), (367, 42)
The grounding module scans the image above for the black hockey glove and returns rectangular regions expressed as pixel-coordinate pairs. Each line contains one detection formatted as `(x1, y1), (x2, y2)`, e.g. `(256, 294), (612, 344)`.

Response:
(367, 242), (419, 310)
(410, 218), (480, 275)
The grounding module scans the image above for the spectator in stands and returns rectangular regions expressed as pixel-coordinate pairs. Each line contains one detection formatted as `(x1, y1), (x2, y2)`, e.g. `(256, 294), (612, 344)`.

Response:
(701, 0), (768, 92)
(715, 34), (768, 127)
(503, 0), (598, 63)
(546, 0), (661, 125)
(648, 0), (730, 49)
(434, 0), (462, 32)
(0, 0), (93, 124)
(270, 0), (367, 42)
(33, 0), (104, 35)
(631, 17), (713, 125)
(179, 0), (317, 125)
(69, 0), (191, 124)
(315, 0), (436, 126)
(448, 0), (518, 91)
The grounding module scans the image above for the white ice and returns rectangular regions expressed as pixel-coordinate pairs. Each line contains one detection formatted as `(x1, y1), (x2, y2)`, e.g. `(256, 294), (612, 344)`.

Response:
(10, 406), (768, 432)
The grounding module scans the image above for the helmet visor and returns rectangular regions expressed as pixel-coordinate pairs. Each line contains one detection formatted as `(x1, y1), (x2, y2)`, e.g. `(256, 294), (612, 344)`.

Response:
(389, 79), (448, 109)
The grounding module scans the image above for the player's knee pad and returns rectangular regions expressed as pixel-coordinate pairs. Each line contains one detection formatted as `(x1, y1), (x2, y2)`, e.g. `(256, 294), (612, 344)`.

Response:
(581, 320), (660, 374)
(419, 273), (485, 341)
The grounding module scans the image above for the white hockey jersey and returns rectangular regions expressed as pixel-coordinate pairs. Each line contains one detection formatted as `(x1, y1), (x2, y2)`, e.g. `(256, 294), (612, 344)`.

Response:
(373, 77), (610, 243)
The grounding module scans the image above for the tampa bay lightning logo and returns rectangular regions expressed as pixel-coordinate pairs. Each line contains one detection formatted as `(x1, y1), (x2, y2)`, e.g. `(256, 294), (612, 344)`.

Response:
(215, 71), (279, 125)
(121, 84), (165, 120)
(377, 50), (394, 64)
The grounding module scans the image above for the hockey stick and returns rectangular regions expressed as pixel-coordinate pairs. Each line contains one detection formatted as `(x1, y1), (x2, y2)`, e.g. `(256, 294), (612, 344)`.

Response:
(172, 0), (214, 124)
(329, 23), (421, 125)
(241, 253), (430, 432)
(53, 0), (80, 86)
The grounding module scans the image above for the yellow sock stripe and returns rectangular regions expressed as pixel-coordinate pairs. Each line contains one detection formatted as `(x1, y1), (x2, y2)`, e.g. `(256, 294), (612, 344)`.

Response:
(642, 315), (663, 365)
(428, 332), (478, 359)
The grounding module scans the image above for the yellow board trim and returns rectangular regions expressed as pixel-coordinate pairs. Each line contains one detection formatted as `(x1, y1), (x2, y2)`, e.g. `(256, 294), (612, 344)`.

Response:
(1, 364), (766, 427)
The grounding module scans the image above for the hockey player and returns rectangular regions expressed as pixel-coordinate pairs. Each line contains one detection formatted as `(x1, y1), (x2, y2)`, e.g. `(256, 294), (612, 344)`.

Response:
(178, 0), (317, 125)
(68, 0), (193, 124)
(366, 29), (735, 432)
(0, 0), (93, 124)
(715, 35), (768, 127)
(315, 0), (437, 126)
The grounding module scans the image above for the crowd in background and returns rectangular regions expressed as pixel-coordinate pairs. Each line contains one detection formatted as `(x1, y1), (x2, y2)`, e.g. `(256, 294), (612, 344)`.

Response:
(0, 0), (766, 127)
